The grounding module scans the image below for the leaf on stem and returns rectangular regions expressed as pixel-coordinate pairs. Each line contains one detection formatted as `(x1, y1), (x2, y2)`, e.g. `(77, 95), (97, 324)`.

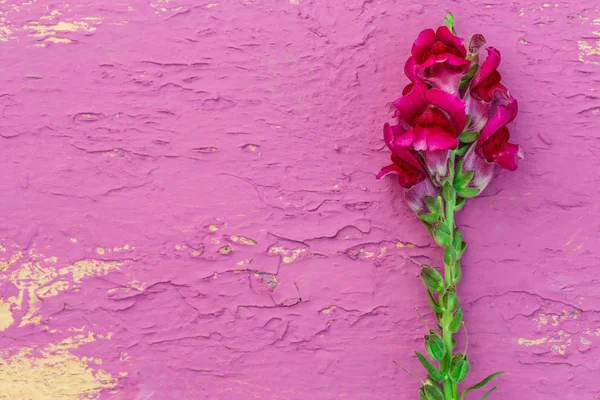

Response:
(415, 352), (444, 381)
(427, 290), (443, 313)
(459, 372), (504, 400)
(449, 307), (463, 333)
(456, 187), (480, 198)
(449, 353), (470, 383)
(420, 265), (444, 293)
(481, 386), (499, 399)
(459, 131), (480, 144)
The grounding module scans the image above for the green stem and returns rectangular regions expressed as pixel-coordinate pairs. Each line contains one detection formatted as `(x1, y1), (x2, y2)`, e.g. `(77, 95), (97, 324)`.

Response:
(442, 151), (458, 400)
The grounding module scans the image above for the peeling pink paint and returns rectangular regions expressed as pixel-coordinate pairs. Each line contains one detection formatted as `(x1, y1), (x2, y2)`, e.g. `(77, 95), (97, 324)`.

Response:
(1, 0), (600, 399)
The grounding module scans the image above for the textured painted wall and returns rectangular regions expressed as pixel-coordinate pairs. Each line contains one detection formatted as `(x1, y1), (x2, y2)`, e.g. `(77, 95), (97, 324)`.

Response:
(0, 0), (599, 399)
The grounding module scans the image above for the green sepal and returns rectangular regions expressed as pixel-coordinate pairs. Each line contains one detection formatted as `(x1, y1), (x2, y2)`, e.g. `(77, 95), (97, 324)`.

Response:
(455, 143), (469, 156)
(459, 63), (479, 90)
(455, 170), (474, 189)
(459, 242), (468, 257)
(423, 383), (444, 400)
(444, 245), (457, 266)
(449, 307), (463, 333)
(456, 187), (480, 198)
(454, 197), (466, 211)
(425, 330), (446, 361)
(452, 260), (462, 283)
(481, 386), (498, 399)
(444, 12), (456, 35)
(427, 290), (443, 313)
(459, 372), (504, 400)
(415, 351), (443, 381)
(433, 224), (451, 247)
(442, 182), (455, 202)
(452, 337), (457, 349)
(449, 353), (470, 383)
(421, 220), (435, 238)
(464, 114), (472, 129)
(452, 229), (463, 250)
(424, 196), (441, 214)
(442, 291), (459, 313)
(419, 212), (440, 224)
(420, 265), (444, 293)
(419, 387), (428, 400)
(459, 131), (480, 144)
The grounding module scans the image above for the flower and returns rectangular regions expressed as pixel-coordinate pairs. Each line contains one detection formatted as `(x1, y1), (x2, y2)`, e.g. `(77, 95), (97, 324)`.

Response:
(391, 85), (467, 152)
(465, 47), (509, 132)
(405, 26), (470, 93)
(462, 95), (522, 192)
(476, 94), (522, 171)
(377, 125), (438, 213)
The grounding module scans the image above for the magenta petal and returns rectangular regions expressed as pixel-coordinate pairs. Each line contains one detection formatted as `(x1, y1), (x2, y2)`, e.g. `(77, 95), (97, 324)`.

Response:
(470, 47), (501, 89)
(436, 26), (467, 58)
(404, 56), (419, 83)
(383, 123), (406, 151)
(426, 89), (467, 132)
(479, 95), (518, 144)
(376, 163), (402, 180)
(406, 178), (438, 214)
(417, 56), (470, 94)
(412, 125), (459, 151)
(491, 141), (521, 171)
(423, 149), (449, 178)
(462, 145), (494, 192)
(412, 29), (437, 63)
(392, 130), (416, 148)
(393, 85), (429, 126)
(464, 94), (491, 132)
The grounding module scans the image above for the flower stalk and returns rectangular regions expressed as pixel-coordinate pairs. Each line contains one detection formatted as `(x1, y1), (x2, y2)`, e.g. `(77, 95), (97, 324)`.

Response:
(379, 13), (521, 398)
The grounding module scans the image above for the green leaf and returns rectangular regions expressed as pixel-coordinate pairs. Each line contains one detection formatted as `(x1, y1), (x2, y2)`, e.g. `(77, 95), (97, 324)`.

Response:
(455, 144), (469, 156)
(455, 171), (474, 189)
(449, 307), (463, 332)
(424, 196), (440, 214)
(459, 131), (480, 144)
(419, 212), (440, 224)
(424, 384), (444, 400)
(421, 220), (435, 238)
(427, 290), (443, 313)
(456, 187), (480, 198)
(450, 353), (470, 383)
(420, 265), (444, 293)
(481, 386), (498, 400)
(416, 351), (443, 380)
(444, 12), (455, 35)
(459, 241), (468, 257)
(459, 62), (479, 90)
(425, 330), (446, 361)
(464, 114), (472, 129)
(454, 197), (466, 212)
(433, 224), (451, 247)
(442, 182), (455, 202)
(452, 260), (462, 283)
(452, 229), (463, 250)
(442, 291), (459, 312)
(460, 372), (504, 400)
(419, 388), (428, 400)
(444, 245), (457, 266)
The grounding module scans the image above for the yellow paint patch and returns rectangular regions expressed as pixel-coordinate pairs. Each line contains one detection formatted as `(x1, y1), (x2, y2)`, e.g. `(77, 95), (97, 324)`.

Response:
(69, 238), (77, 243)
(206, 2), (218, 7)
(24, 21), (97, 37)
(96, 247), (105, 255)
(268, 246), (306, 263)
(578, 31), (600, 64)
(230, 235), (257, 246)
(218, 245), (231, 255)
(0, 332), (118, 399)
(518, 337), (547, 346)
(208, 224), (219, 232)
(0, 300), (14, 331)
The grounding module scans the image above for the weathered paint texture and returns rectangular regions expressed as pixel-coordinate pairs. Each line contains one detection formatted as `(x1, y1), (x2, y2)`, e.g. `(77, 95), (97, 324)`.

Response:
(0, 1), (599, 399)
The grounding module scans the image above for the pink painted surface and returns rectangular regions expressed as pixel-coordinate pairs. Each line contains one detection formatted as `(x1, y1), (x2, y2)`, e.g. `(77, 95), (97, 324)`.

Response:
(1, 1), (599, 399)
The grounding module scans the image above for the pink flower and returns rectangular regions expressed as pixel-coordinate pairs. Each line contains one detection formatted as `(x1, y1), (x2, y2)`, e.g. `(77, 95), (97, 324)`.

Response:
(377, 125), (438, 213)
(405, 26), (470, 93)
(462, 95), (523, 192)
(391, 85), (467, 152)
(465, 47), (509, 132)
(476, 95), (522, 171)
